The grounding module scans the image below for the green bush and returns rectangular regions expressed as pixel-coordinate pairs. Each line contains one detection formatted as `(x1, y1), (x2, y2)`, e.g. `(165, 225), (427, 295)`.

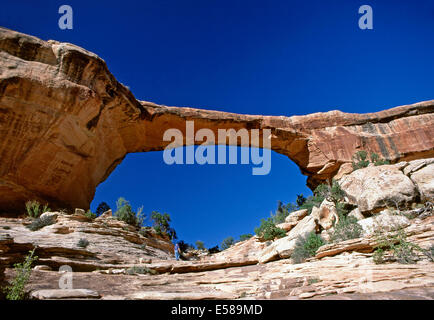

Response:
(84, 210), (96, 220)
(292, 232), (325, 264)
(239, 234), (253, 242)
(114, 197), (145, 227)
(373, 229), (421, 264)
(26, 215), (55, 231)
(126, 266), (157, 275)
(352, 150), (370, 170)
(77, 238), (89, 248)
(352, 151), (389, 171)
(25, 200), (50, 218)
(221, 236), (235, 250)
(3, 249), (38, 300)
(328, 214), (363, 243)
(254, 218), (287, 241)
(195, 240), (205, 250)
(370, 152), (390, 166)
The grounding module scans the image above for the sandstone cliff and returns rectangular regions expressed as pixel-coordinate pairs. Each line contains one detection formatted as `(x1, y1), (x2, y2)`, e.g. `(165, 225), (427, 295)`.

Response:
(1, 26), (434, 214)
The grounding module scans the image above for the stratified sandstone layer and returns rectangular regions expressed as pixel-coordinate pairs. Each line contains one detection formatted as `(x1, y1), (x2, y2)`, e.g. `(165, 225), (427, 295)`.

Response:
(1, 27), (433, 212)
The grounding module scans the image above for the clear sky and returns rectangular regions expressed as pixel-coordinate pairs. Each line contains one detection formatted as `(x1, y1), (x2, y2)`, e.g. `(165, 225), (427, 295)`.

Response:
(2, 0), (434, 248)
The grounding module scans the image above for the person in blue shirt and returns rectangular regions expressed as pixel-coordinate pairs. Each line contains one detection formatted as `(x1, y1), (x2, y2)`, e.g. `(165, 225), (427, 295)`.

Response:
(174, 242), (180, 261)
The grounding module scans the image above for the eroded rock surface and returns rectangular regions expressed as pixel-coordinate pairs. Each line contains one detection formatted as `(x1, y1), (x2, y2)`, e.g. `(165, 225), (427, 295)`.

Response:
(1, 27), (434, 213)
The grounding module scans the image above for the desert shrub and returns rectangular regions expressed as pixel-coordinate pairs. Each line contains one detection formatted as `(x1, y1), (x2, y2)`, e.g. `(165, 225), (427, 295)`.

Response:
(25, 200), (50, 218)
(370, 152), (390, 166)
(114, 197), (145, 227)
(254, 218), (287, 241)
(292, 232), (325, 264)
(84, 210), (96, 220)
(2, 226), (10, 230)
(140, 243), (147, 250)
(308, 277), (320, 285)
(328, 214), (363, 243)
(151, 211), (177, 240)
(77, 238), (89, 248)
(26, 215), (55, 231)
(299, 181), (345, 214)
(373, 229), (422, 264)
(239, 234), (253, 242)
(352, 151), (389, 171)
(352, 150), (370, 170)
(126, 266), (157, 275)
(96, 202), (111, 216)
(3, 249), (38, 300)
(423, 245), (434, 262)
(195, 240), (205, 250)
(208, 245), (220, 254)
(221, 236), (235, 250)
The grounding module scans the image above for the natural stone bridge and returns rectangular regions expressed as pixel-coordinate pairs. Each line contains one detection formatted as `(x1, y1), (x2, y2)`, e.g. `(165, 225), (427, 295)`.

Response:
(1, 27), (434, 213)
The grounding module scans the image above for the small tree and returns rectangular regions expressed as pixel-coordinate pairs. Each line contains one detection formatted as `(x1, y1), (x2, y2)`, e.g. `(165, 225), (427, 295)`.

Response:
(96, 202), (111, 216)
(221, 236), (235, 250)
(114, 197), (145, 227)
(3, 249), (38, 300)
(296, 194), (307, 207)
(151, 211), (177, 240)
(195, 240), (205, 250)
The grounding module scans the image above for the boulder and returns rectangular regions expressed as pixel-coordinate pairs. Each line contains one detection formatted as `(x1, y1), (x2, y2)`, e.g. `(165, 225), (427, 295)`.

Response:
(311, 199), (339, 230)
(285, 209), (308, 224)
(258, 215), (317, 263)
(276, 222), (294, 232)
(357, 210), (411, 236)
(40, 211), (59, 221)
(339, 165), (418, 213)
(348, 208), (365, 221)
(409, 163), (434, 201)
(31, 289), (100, 300)
(74, 209), (86, 216)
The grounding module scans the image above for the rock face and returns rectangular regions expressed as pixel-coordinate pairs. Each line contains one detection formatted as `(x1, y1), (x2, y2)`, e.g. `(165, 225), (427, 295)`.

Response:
(0, 27), (434, 212)
(339, 158), (434, 214)
(0, 211), (174, 272)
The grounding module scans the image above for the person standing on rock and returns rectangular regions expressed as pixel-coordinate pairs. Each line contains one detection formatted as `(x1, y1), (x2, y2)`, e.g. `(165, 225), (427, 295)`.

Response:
(174, 242), (180, 261)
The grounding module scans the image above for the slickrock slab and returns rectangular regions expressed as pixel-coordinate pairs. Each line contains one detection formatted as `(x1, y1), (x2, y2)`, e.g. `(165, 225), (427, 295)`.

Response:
(31, 289), (100, 300)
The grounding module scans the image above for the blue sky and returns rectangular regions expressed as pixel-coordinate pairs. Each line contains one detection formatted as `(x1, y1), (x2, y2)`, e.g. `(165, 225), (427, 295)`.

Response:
(2, 0), (434, 248)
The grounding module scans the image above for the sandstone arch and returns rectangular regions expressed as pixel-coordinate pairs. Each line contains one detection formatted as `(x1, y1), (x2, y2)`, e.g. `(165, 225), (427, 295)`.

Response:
(1, 27), (434, 213)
